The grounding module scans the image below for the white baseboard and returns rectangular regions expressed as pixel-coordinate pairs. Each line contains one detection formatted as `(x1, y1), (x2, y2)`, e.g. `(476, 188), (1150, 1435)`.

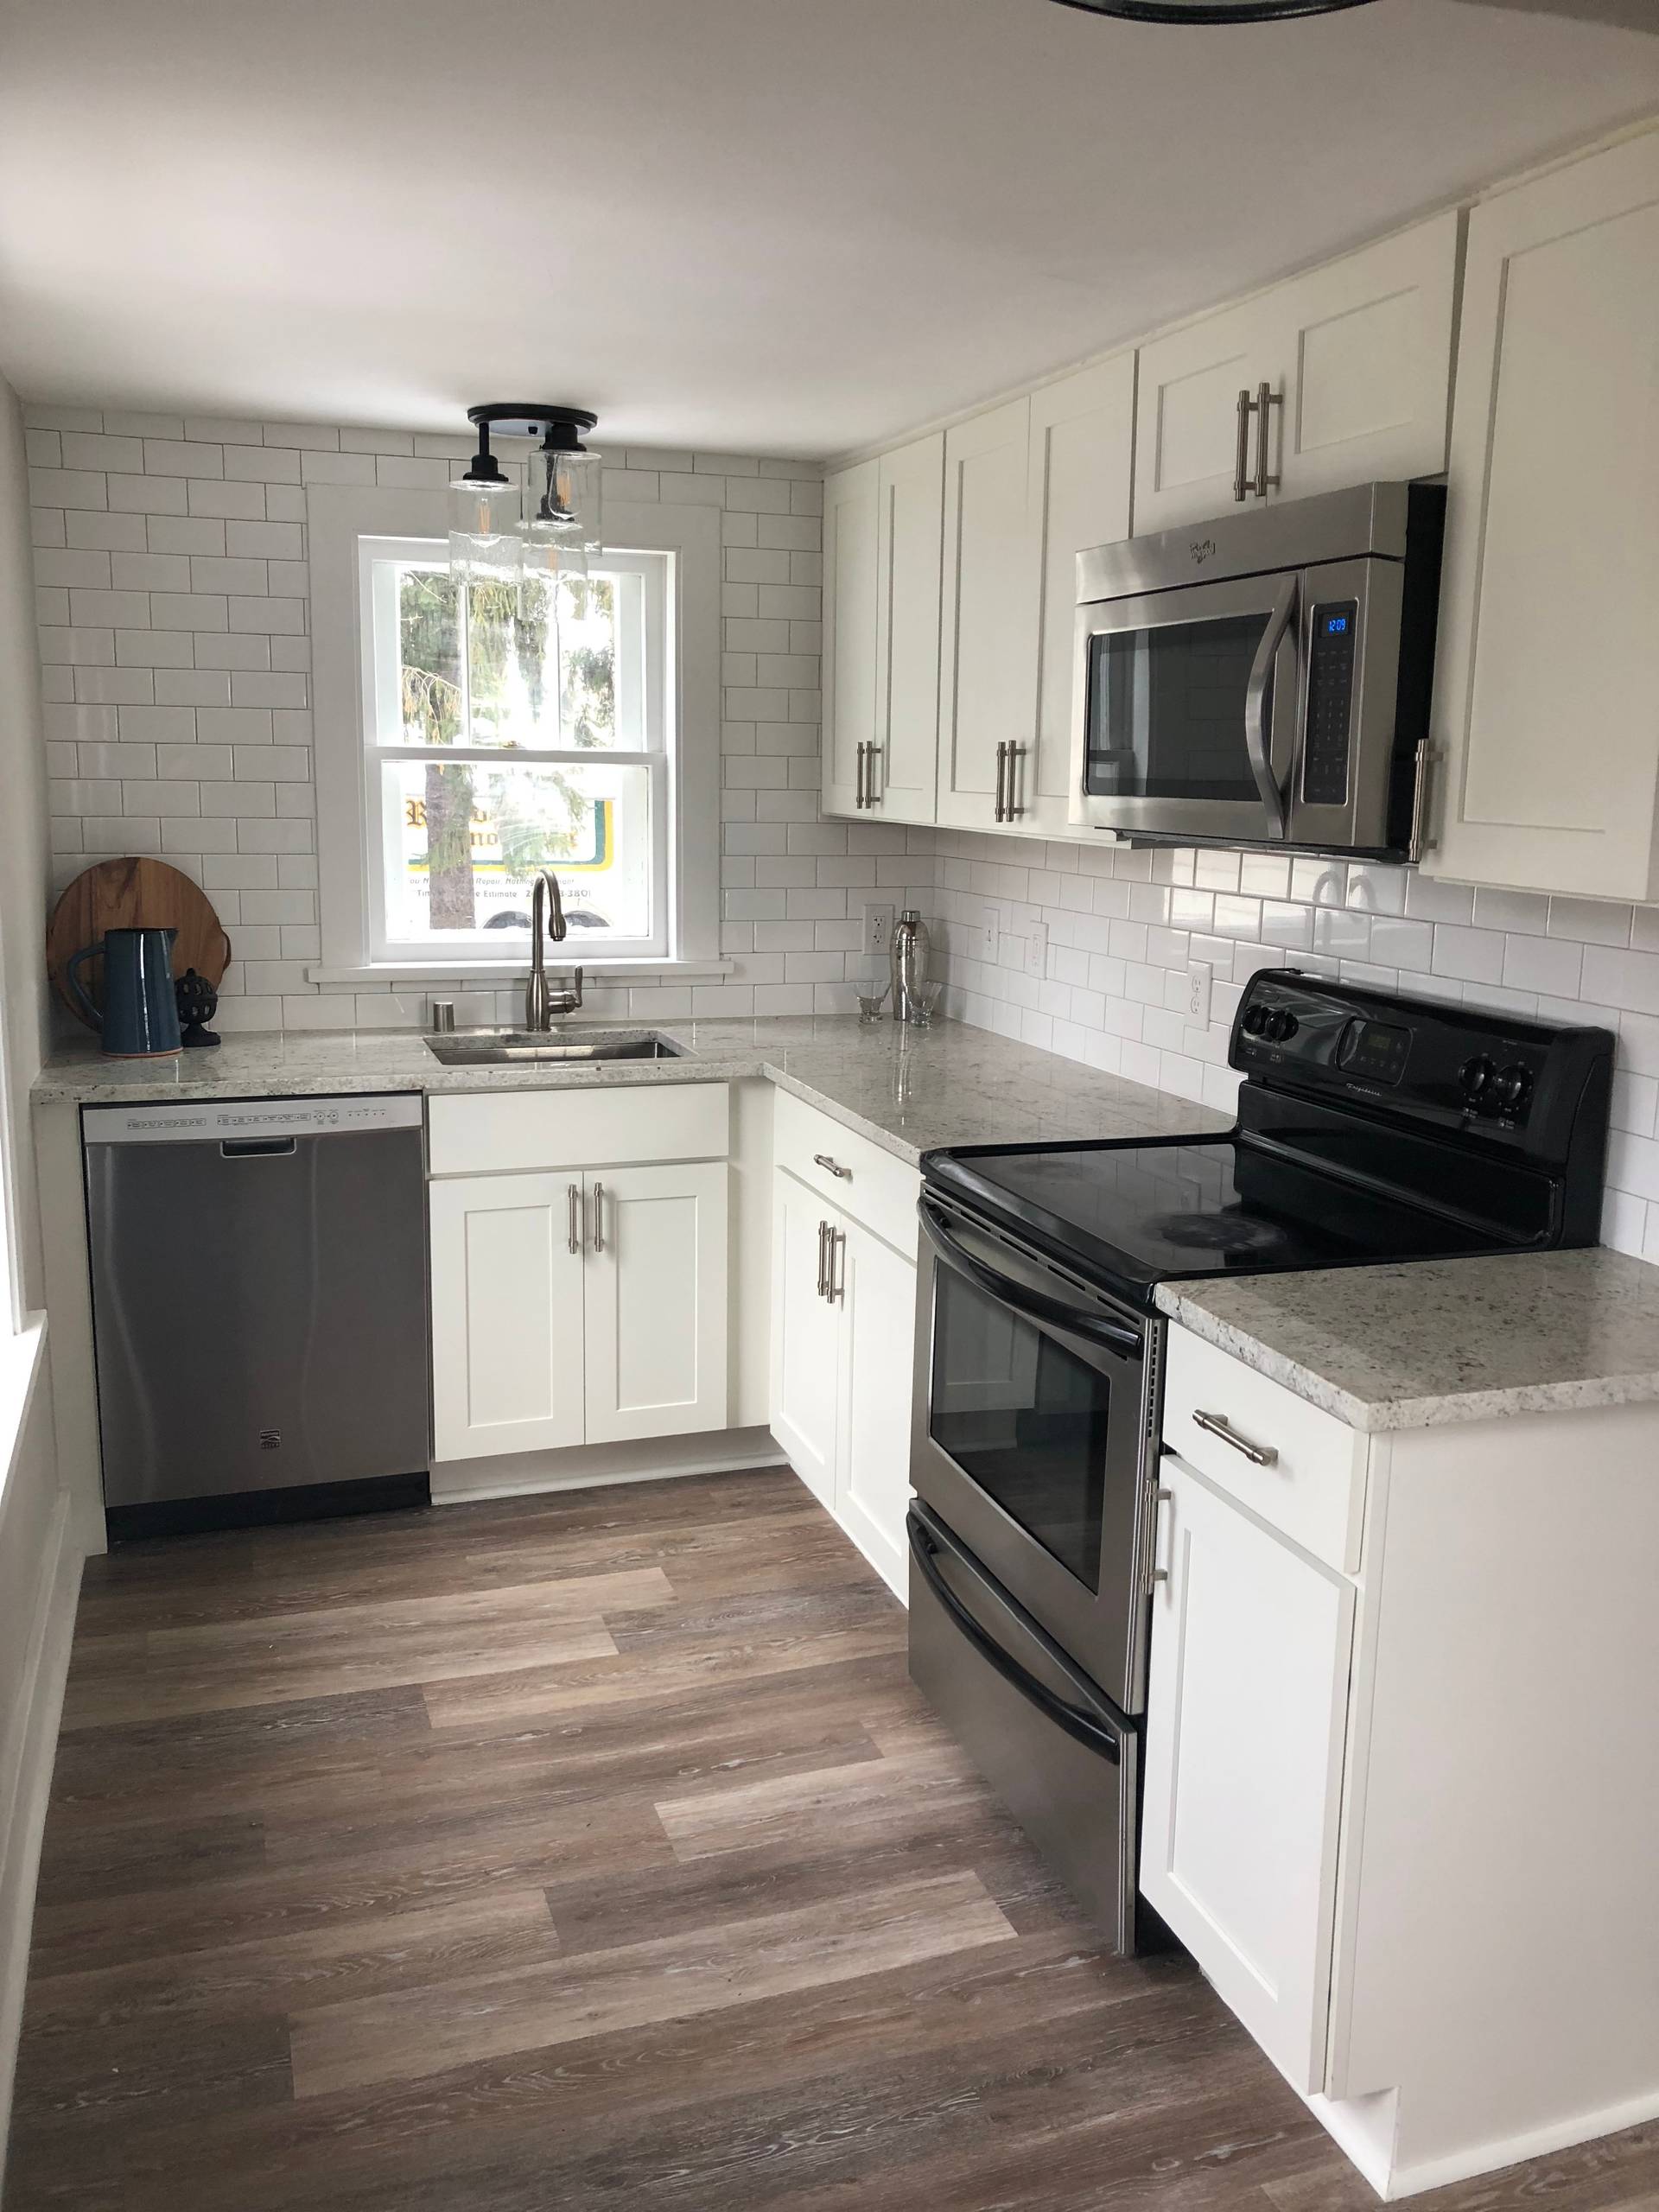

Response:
(430, 1426), (788, 1505)
(1378, 2086), (1659, 2202)
(0, 1491), (82, 2178)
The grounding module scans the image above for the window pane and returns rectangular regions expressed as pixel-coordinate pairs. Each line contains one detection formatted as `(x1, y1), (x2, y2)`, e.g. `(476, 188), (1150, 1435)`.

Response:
(384, 759), (653, 945)
(387, 562), (639, 751)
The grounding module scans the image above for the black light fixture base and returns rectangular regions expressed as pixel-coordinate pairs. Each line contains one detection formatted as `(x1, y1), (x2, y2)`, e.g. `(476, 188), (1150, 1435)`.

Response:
(1052, 0), (1374, 20)
(467, 404), (599, 447)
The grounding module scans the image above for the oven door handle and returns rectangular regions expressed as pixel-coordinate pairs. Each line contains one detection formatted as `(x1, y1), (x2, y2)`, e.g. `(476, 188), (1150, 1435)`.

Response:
(907, 1512), (1122, 1764)
(918, 1195), (1144, 1360)
(1244, 573), (1297, 842)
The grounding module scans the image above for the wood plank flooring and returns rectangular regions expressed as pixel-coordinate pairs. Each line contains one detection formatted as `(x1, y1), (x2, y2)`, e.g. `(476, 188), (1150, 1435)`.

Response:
(7, 1469), (1658, 2209)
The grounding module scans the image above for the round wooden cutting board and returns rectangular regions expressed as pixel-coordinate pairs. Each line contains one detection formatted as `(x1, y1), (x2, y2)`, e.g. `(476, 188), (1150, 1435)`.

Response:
(48, 858), (233, 1029)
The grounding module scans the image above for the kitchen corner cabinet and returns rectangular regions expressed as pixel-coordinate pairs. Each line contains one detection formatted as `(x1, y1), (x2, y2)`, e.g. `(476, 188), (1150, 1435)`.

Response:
(428, 1087), (729, 1464)
(768, 1094), (919, 1598)
(1147, 1320), (1659, 2202)
(821, 435), (942, 825)
(1133, 210), (1459, 534)
(1426, 132), (1659, 903)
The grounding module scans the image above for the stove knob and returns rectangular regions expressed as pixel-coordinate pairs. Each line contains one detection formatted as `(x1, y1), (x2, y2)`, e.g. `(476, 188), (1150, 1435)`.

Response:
(1495, 1062), (1533, 1114)
(1459, 1055), (1496, 1105)
(1277, 1010), (1300, 1041)
(1243, 1003), (1268, 1036)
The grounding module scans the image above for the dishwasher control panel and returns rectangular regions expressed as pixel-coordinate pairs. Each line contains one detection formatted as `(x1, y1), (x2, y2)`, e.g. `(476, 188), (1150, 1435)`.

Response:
(81, 1093), (424, 1145)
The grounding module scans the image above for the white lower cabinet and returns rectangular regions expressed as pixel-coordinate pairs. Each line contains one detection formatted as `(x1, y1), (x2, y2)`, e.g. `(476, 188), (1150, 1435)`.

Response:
(769, 1163), (916, 1598)
(429, 1090), (730, 1465)
(1140, 1455), (1354, 2093)
(429, 1172), (589, 1460)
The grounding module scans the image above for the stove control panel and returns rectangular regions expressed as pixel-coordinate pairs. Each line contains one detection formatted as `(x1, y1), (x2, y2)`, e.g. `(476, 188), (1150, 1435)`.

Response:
(1230, 969), (1613, 1162)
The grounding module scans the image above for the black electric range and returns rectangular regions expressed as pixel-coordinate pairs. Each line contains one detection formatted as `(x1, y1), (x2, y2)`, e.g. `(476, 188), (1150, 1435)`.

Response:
(905, 969), (1615, 1958)
(923, 968), (1617, 1314)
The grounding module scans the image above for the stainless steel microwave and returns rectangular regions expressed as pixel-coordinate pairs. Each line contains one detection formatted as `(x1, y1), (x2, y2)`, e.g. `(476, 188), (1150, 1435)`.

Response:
(1069, 481), (1445, 859)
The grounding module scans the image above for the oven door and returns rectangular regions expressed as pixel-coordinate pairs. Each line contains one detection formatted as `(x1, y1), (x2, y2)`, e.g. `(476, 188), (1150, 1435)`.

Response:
(1068, 569), (1304, 842)
(912, 1190), (1154, 1715)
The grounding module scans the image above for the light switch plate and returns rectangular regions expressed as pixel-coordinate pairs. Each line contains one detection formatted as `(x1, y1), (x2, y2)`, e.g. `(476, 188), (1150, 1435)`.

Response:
(861, 902), (896, 958)
(979, 904), (1000, 964)
(1024, 920), (1049, 980)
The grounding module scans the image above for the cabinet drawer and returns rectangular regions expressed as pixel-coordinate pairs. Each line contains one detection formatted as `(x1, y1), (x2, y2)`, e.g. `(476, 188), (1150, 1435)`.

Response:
(429, 1083), (730, 1178)
(1162, 1325), (1366, 1575)
(772, 1087), (918, 1257)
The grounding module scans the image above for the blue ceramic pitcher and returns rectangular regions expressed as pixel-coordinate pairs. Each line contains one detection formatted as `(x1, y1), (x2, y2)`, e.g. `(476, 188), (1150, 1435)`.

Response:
(67, 927), (182, 1058)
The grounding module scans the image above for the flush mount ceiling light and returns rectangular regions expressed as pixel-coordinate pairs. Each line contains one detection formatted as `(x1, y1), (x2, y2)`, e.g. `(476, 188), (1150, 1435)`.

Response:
(1051, 0), (1376, 21)
(449, 404), (601, 586)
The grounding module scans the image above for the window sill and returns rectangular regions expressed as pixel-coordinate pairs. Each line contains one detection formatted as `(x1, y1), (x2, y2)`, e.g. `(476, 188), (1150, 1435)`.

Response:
(306, 959), (736, 987)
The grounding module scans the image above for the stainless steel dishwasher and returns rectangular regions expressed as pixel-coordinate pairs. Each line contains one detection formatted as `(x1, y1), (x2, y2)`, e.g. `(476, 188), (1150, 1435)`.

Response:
(84, 1094), (429, 1540)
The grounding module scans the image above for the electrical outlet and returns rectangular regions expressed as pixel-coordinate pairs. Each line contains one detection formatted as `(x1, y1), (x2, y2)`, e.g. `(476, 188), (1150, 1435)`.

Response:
(979, 904), (1000, 964)
(1186, 962), (1212, 1023)
(1024, 920), (1049, 980)
(861, 902), (896, 959)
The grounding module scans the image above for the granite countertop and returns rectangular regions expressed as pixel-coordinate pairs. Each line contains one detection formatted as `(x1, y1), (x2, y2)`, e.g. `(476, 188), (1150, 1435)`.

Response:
(34, 1014), (1229, 1167)
(1155, 1247), (1659, 1433)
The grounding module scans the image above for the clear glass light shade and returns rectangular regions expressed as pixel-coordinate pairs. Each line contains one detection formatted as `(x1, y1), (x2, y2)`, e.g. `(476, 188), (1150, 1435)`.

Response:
(448, 474), (523, 586)
(524, 447), (602, 555)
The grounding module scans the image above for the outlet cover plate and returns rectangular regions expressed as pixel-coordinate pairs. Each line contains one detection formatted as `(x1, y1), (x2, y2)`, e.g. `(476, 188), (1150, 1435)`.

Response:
(1024, 920), (1049, 980)
(862, 903), (897, 959)
(1186, 962), (1212, 1023)
(979, 904), (1000, 964)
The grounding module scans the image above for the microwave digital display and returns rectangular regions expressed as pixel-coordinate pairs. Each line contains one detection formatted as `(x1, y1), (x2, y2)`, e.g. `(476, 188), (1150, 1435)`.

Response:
(1302, 599), (1358, 808)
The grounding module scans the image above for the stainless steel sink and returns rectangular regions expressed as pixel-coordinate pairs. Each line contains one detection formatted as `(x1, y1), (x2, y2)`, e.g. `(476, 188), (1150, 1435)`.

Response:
(424, 1028), (690, 1067)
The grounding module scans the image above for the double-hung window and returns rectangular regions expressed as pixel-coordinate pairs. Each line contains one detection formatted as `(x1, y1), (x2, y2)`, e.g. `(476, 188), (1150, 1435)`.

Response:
(359, 540), (672, 963)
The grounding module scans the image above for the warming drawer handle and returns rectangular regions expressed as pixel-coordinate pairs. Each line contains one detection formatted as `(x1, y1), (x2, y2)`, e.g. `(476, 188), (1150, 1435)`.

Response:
(917, 1195), (1144, 1360)
(906, 1515), (1122, 1764)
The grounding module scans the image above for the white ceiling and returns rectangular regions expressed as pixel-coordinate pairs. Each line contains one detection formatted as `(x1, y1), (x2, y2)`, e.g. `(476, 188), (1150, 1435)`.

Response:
(2, 0), (1657, 459)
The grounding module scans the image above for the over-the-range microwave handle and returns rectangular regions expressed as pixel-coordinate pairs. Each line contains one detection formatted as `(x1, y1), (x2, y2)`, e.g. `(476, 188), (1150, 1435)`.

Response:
(917, 1194), (1144, 1360)
(1244, 573), (1299, 841)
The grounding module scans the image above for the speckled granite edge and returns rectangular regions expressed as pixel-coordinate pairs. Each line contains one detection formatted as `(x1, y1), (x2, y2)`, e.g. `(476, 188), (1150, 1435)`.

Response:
(34, 1015), (1230, 1171)
(1155, 1248), (1659, 1433)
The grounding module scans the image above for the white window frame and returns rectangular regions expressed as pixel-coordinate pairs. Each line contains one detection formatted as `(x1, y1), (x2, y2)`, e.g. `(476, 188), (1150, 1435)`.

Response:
(359, 538), (673, 965)
(309, 486), (723, 981)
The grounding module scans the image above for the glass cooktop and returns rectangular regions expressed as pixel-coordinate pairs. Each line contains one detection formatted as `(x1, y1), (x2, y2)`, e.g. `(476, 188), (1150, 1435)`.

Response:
(925, 1135), (1508, 1308)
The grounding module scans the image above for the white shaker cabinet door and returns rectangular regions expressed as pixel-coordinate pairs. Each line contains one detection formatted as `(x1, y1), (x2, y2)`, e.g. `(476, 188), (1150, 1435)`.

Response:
(833, 1217), (915, 1600)
(1141, 1459), (1355, 2094)
(768, 1169), (842, 1509)
(822, 459), (880, 819)
(936, 397), (1037, 830)
(1427, 136), (1659, 901)
(429, 1172), (587, 1462)
(870, 432), (944, 825)
(1026, 356), (1135, 839)
(583, 1161), (729, 1445)
(1134, 213), (1458, 533)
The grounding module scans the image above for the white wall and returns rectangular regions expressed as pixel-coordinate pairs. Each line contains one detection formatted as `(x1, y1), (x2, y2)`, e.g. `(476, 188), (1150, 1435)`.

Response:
(928, 830), (1659, 1265)
(0, 373), (76, 2187)
(26, 409), (934, 1031)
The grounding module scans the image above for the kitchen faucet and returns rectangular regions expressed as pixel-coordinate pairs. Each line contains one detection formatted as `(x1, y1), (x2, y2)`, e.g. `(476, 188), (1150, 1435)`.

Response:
(524, 869), (583, 1031)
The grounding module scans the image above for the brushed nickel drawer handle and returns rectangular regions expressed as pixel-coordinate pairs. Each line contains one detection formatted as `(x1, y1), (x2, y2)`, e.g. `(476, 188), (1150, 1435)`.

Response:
(568, 1181), (582, 1256)
(813, 1153), (850, 1179)
(592, 1181), (605, 1255)
(1192, 1408), (1279, 1467)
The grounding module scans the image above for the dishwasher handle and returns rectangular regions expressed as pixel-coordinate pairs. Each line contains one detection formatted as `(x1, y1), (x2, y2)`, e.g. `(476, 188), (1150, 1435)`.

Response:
(219, 1137), (297, 1158)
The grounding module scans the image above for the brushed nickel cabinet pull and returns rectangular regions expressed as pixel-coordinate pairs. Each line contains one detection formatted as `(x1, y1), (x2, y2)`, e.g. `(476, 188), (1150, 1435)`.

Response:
(994, 740), (1008, 823)
(592, 1181), (605, 1255)
(1252, 380), (1281, 499)
(1005, 741), (1026, 821)
(854, 741), (867, 810)
(830, 1227), (847, 1304)
(866, 743), (881, 809)
(1192, 1408), (1279, 1467)
(816, 1218), (830, 1298)
(568, 1181), (582, 1256)
(1234, 388), (1251, 503)
(813, 1153), (850, 1179)
(1149, 1485), (1173, 1588)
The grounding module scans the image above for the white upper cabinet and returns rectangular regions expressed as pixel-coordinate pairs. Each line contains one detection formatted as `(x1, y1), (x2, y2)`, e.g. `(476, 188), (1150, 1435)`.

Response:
(872, 434), (944, 823)
(1133, 211), (1460, 534)
(1024, 358), (1136, 840)
(821, 458), (880, 817)
(936, 397), (1039, 830)
(822, 436), (942, 825)
(1426, 134), (1659, 903)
